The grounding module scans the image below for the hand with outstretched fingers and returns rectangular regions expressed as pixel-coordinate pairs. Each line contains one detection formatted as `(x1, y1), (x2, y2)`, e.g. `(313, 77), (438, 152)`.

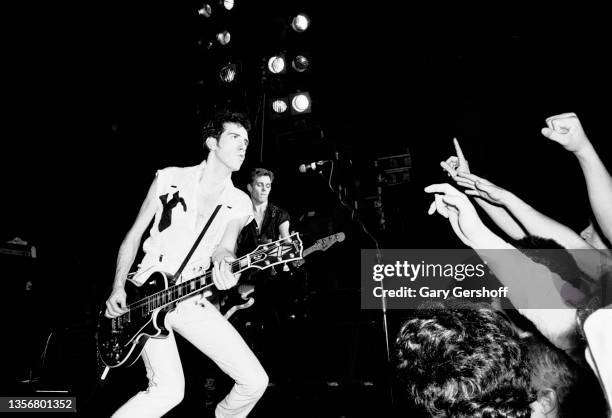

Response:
(425, 183), (486, 247)
(454, 172), (510, 206)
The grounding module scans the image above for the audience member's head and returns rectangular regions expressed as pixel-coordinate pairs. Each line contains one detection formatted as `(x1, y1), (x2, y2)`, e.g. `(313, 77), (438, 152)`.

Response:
(395, 300), (533, 417)
(526, 336), (608, 417)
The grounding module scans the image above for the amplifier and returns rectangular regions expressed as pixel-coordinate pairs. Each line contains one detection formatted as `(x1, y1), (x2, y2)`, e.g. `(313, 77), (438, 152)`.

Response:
(0, 237), (36, 259)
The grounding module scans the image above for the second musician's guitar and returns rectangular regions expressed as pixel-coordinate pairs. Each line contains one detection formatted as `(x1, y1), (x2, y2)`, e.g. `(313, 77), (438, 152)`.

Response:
(221, 232), (346, 320)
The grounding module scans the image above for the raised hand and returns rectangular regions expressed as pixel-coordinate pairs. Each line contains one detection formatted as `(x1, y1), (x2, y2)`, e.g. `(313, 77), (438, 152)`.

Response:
(440, 137), (471, 178)
(455, 172), (510, 205)
(425, 183), (486, 247)
(541, 112), (591, 154)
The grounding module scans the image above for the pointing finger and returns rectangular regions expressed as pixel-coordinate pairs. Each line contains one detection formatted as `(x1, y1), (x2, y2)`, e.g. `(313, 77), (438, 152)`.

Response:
(424, 183), (459, 195)
(453, 137), (466, 162)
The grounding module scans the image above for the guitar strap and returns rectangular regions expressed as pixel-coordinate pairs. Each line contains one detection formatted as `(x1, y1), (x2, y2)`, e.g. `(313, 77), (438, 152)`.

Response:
(171, 204), (223, 285)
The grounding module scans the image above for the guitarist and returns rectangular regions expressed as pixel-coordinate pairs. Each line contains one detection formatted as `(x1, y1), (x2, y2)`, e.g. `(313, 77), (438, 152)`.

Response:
(236, 168), (291, 286)
(234, 168), (292, 380)
(238, 168), (290, 257)
(104, 110), (268, 418)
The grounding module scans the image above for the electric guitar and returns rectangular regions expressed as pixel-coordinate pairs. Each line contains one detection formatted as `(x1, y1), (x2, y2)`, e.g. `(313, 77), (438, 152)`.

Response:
(96, 233), (303, 369)
(221, 232), (346, 320)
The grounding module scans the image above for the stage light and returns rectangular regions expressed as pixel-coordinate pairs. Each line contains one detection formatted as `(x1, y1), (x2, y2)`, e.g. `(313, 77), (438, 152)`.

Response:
(291, 55), (310, 72)
(267, 55), (286, 74)
(291, 14), (310, 32)
(216, 30), (231, 45)
(292, 94), (309, 112)
(272, 99), (288, 114)
(219, 64), (237, 83)
(221, 0), (235, 10)
(290, 92), (311, 114)
(197, 4), (212, 18)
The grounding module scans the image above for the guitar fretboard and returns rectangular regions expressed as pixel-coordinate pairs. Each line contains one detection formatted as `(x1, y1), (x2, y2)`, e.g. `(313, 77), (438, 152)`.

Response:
(133, 256), (250, 315)
(117, 233), (302, 323)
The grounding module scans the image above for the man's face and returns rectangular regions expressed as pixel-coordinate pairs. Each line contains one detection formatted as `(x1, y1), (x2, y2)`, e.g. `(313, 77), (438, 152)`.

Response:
(248, 175), (272, 204)
(211, 122), (249, 171)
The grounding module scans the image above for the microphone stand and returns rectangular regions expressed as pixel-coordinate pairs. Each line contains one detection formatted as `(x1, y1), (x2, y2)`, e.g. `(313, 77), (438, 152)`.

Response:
(311, 161), (393, 404)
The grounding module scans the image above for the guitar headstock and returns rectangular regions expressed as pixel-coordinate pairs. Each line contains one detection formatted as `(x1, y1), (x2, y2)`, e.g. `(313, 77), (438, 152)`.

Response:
(317, 232), (346, 252)
(248, 232), (303, 270)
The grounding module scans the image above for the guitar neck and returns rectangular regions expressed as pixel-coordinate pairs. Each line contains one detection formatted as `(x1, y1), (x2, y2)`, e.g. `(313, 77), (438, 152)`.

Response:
(301, 239), (335, 258)
(302, 247), (316, 258)
(132, 233), (302, 314)
(137, 256), (251, 314)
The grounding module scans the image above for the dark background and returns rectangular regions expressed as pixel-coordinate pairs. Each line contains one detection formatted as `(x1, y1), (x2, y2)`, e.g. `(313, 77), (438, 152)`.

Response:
(3, 1), (612, 416)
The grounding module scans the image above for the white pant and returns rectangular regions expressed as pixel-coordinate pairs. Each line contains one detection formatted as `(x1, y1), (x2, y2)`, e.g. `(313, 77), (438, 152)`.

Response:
(112, 297), (268, 418)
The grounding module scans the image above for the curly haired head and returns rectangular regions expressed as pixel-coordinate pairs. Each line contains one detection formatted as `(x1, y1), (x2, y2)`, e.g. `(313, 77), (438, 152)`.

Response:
(395, 300), (534, 417)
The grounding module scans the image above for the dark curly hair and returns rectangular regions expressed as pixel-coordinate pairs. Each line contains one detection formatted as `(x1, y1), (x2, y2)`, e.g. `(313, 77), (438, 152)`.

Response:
(202, 110), (251, 158)
(395, 300), (534, 417)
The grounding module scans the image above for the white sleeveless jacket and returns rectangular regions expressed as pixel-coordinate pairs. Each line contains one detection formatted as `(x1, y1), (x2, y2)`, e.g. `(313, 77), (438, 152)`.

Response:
(135, 161), (252, 283)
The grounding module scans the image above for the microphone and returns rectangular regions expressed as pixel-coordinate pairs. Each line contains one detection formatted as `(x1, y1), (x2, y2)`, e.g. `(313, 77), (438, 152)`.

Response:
(299, 160), (331, 173)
